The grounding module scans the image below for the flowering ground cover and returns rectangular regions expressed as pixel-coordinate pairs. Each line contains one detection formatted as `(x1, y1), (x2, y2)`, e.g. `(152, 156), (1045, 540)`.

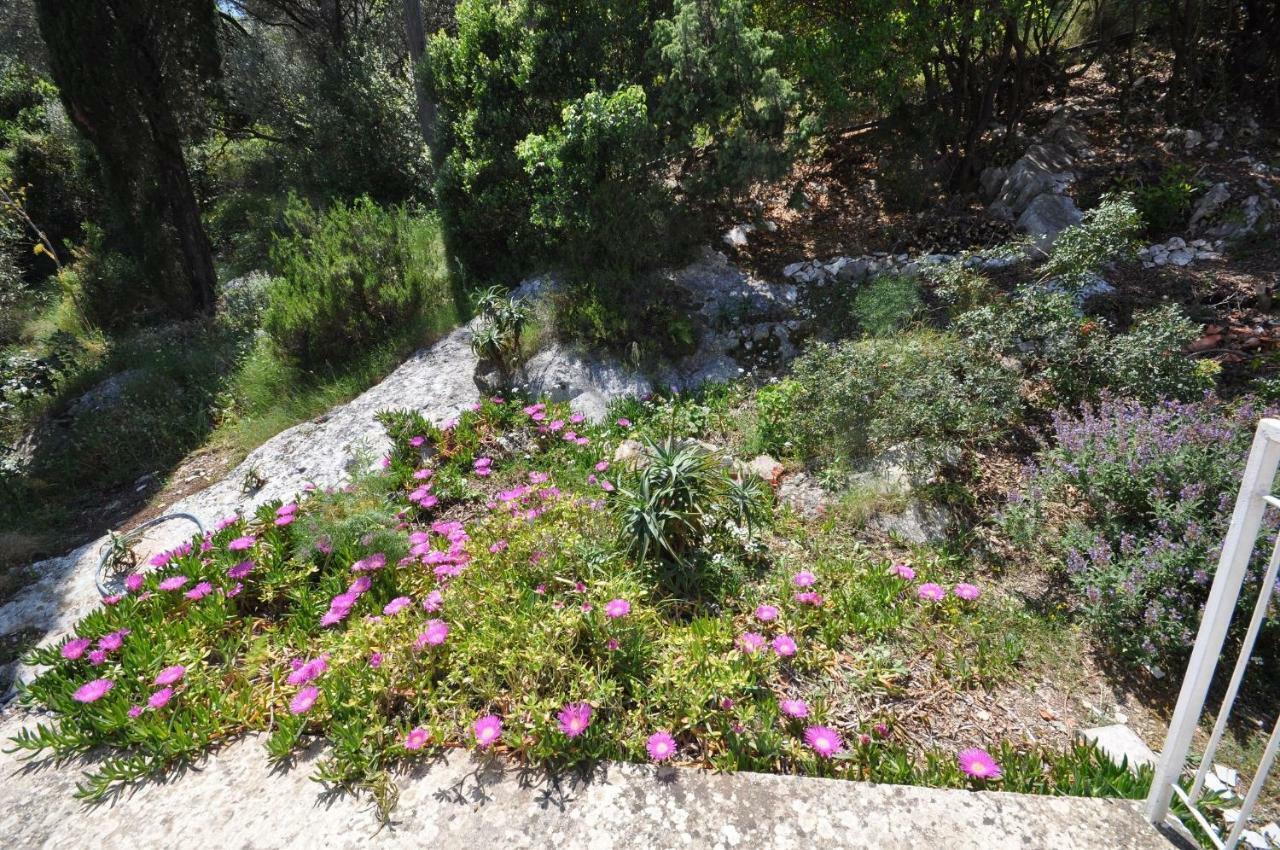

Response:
(8, 392), (1148, 812)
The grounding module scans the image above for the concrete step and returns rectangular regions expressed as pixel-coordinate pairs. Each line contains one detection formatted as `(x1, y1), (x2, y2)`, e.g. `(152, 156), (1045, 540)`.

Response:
(0, 715), (1176, 849)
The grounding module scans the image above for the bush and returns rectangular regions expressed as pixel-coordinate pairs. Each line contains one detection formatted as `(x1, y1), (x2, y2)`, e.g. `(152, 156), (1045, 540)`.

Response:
(263, 197), (448, 368)
(851, 274), (923, 336)
(1001, 395), (1278, 666)
(1132, 165), (1200, 237)
(787, 331), (1021, 473)
(1038, 193), (1142, 287)
(956, 289), (1211, 409)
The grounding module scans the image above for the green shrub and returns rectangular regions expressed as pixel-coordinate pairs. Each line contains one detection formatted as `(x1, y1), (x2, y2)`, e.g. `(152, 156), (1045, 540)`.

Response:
(263, 197), (448, 368)
(749, 378), (803, 455)
(787, 331), (1021, 473)
(1038, 193), (1142, 287)
(1132, 165), (1200, 237)
(851, 274), (923, 336)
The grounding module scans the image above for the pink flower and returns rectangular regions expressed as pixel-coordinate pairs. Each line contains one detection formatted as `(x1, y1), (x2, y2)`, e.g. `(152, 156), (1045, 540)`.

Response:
(473, 715), (503, 748)
(416, 619), (449, 648)
(954, 583), (981, 601)
(351, 553), (387, 573)
(595, 461), (609, 472)
(646, 731), (676, 762)
(383, 596), (412, 616)
(529, 471), (549, 484)
(791, 571), (816, 588)
(88, 650), (107, 666)
(422, 590), (444, 612)
(548, 419), (565, 432)
(289, 686), (319, 715)
(771, 634), (797, 657)
(409, 435), (426, 447)
(227, 536), (256, 552)
(754, 604), (779, 622)
(570, 413), (585, 424)
(148, 687), (173, 709)
(604, 598), (631, 619)
(780, 699), (809, 718)
(61, 638), (92, 661)
(228, 560), (254, 579)
(489, 540), (508, 554)
(558, 702), (593, 738)
(606, 639), (620, 651)
(917, 583), (945, 602)
(368, 652), (383, 669)
(128, 705), (143, 718)
(103, 594), (123, 605)
(274, 514), (294, 527)
(184, 581), (213, 601)
(793, 591), (824, 606)
(616, 418), (631, 428)
(534, 584), (546, 595)
(154, 665), (186, 686)
(287, 655), (328, 686)
(227, 582), (244, 598)
(889, 562), (916, 580)
(404, 727), (429, 751)
(804, 726), (843, 758)
(737, 632), (767, 654)
(125, 573), (144, 593)
(158, 575), (190, 592)
(72, 679), (113, 703)
(958, 747), (1002, 779)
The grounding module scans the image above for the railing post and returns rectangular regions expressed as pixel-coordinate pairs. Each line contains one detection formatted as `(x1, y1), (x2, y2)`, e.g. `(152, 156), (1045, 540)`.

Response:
(1145, 419), (1280, 824)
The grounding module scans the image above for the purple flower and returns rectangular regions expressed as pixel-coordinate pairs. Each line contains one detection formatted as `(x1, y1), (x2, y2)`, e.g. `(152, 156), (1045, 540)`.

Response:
(383, 596), (412, 616)
(228, 560), (255, 579)
(889, 562), (916, 580)
(917, 583), (945, 602)
(228, 535), (256, 552)
(125, 573), (144, 593)
(88, 650), (107, 666)
(604, 598), (631, 619)
(793, 591), (824, 607)
(154, 665), (186, 686)
(127, 705), (143, 718)
(158, 575), (190, 592)
(954, 583), (981, 601)
(804, 725), (843, 758)
(737, 632), (767, 654)
(289, 686), (319, 715)
(286, 655), (328, 686)
(73, 679), (113, 703)
(368, 652), (383, 668)
(404, 727), (429, 750)
(772, 634), (797, 657)
(791, 570), (816, 587)
(422, 590), (444, 612)
(754, 604), (779, 622)
(958, 747), (1002, 779)
(473, 715), (503, 748)
(184, 581), (213, 601)
(557, 702), (593, 738)
(780, 699), (809, 718)
(148, 687), (173, 709)
(61, 638), (92, 661)
(646, 731), (676, 762)
(416, 619), (449, 648)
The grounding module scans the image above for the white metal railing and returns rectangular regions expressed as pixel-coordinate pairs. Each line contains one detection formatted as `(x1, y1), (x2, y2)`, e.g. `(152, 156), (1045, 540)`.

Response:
(1146, 418), (1280, 849)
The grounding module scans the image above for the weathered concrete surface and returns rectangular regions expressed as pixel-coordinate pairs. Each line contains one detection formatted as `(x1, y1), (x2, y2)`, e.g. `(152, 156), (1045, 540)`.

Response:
(0, 715), (1173, 850)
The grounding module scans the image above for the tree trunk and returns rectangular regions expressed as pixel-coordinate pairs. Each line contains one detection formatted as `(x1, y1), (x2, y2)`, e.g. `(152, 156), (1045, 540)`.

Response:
(402, 0), (437, 155)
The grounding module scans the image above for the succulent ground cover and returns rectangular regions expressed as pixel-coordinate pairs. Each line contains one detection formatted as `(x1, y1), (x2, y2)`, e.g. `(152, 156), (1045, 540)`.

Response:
(8, 392), (1148, 812)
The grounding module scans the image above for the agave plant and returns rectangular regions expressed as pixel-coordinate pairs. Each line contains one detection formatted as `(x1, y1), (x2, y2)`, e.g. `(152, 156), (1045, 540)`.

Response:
(469, 286), (529, 371)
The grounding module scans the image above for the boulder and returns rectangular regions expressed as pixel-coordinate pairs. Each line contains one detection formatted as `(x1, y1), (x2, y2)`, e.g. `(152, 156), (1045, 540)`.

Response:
(1188, 182), (1231, 233)
(869, 500), (954, 545)
(723, 224), (755, 248)
(744, 455), (784, 487)
(519, 343), (652, 422)
(991, 143), (1075, 215)
(1016, 193), (1083, 252)
(979, 166), (1007, 200)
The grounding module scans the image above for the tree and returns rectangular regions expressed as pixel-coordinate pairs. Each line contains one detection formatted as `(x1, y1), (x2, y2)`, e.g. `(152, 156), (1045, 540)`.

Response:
(34, 0), (221, 325)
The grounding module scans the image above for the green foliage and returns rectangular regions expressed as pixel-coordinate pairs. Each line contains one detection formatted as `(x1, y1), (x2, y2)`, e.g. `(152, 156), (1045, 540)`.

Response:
(263, 196), (447, 367)
(1038, 193), (1142, 288)
(1132, 165), (1200, 237)
(749, 378), (803, 455)
(786, 331), (1021, 473)
(851, 274), (923, 336)
(55, 222), (145, 330)
(956, 289), (1211, 409)
(469, 286), (529, 370)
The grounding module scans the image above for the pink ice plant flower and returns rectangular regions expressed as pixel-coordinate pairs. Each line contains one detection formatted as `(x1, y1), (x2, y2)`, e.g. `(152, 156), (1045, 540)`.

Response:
(737, 632), (767, 654)
(286, 655), (329, 686)
(289, 686), (319, 715)
(780, 699), (809, 718)
(61, 638), (92, 661)
(88, 650), (107, 666)
(158, 575), (190, 592)
(368, 652), (383, 669)
(604, 598), (631, 619)
(228, 560), (254, 579)
(97, 629), (129, 652)
(791, 570), (816, 588)
(616, 418), (631, 428)
(646, 731), (677, 762)
(558, 703), (593, 738)
(185, 581), (213, 601)
(383, 596), (412, 616)
(793, 591), (824, 606)
(128, 705), (143, 718)
(73, 679), (113, 703)
(228, 535), (256, 552)
(772, 634), (797, 657)
(416, 619), (449, 648)
(954, 583), (981, 601)
(473, 715), (503, 748)
(917, 583), (945, 602)
(148, 687), (173, 709)
(754, 604), (779, 622)
(804, 726), (844, 758)
(125, 573), (145, 593)
(404, 727), (429, 750)
(889, 562), (916, 580)
(154, 665), (186, 686)
(422, 590), (443, 612)
(958, 747), (1002, 779)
